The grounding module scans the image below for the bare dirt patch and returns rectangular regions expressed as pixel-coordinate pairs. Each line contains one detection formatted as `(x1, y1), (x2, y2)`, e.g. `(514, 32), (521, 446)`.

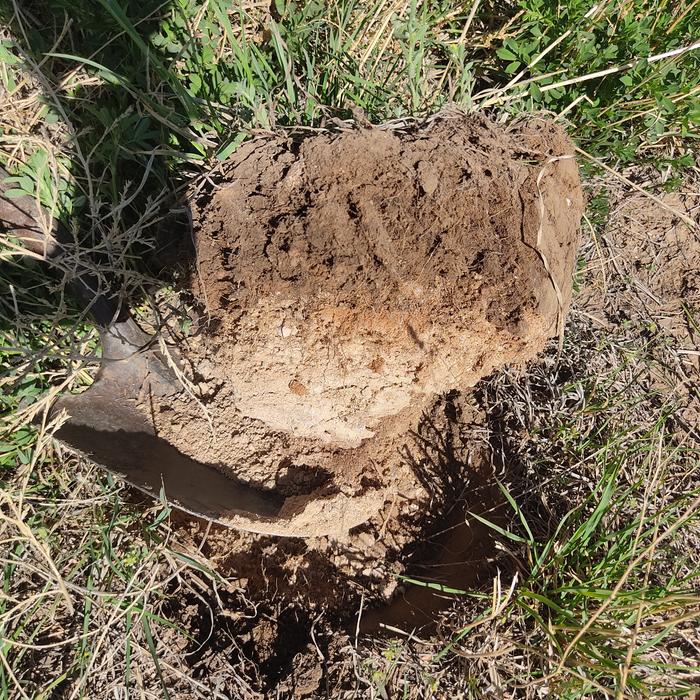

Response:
(145, 113), (582, 541)
(578, 182), (700, 433)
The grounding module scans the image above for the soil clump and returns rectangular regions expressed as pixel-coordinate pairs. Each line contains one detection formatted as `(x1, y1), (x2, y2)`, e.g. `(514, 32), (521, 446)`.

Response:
(145, 112), (583, 540)
(129, 112), (585, 694)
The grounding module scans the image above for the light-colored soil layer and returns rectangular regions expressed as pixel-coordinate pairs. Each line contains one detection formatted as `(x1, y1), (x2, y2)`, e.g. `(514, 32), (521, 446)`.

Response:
(145, 113), (582, 538)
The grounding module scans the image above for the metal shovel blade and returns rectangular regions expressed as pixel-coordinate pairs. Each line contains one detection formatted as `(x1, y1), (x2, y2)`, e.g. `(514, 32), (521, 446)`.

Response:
(54, 409), (285, 521)
(51, 322), (285, 525)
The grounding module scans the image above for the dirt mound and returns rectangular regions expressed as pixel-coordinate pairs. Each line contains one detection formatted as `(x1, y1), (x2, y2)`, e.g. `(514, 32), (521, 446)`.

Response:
(147, 112), (582, 539)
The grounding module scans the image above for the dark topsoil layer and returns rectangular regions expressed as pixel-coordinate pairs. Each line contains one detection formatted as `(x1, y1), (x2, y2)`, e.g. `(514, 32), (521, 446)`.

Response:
(194, 112), (580, 333)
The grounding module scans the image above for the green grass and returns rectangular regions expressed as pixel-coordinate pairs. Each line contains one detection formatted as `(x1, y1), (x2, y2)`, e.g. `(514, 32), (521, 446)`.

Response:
(1, 0), (700, 697)
(462, 352), (699, 696)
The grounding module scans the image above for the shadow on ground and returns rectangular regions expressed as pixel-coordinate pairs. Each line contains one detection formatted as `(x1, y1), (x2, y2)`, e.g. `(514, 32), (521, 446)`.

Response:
(0, 0), (199, 307)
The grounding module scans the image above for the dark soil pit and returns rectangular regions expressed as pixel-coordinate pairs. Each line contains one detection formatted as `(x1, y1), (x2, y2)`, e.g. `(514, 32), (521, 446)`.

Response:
(143, 111), (582, 675)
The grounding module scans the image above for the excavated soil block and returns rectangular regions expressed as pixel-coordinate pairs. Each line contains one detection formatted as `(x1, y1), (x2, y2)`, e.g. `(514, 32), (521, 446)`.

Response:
(150, 113), (583, 538)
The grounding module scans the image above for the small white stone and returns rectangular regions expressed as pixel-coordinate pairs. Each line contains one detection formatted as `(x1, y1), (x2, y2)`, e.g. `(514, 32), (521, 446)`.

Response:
(277, 320), (298, 337)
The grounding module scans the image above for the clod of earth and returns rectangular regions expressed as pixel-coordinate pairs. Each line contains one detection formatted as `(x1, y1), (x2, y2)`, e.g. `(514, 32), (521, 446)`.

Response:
(145, 112), (583, 539)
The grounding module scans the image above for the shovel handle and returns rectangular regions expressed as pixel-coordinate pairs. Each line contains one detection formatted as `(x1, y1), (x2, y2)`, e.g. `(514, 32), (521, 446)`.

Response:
(1, 166), (121, 328)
